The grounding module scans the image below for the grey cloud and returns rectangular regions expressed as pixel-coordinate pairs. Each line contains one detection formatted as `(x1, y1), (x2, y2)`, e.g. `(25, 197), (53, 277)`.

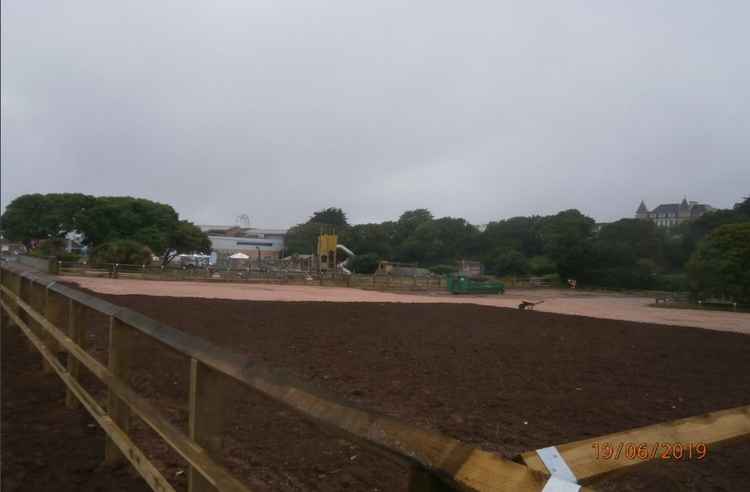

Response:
(2, 1), (748, 228)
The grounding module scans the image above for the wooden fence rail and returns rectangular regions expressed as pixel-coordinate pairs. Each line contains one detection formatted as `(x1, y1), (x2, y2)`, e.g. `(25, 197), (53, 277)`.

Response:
(517, 405), (750, 484)
(0, 261), (569, 492)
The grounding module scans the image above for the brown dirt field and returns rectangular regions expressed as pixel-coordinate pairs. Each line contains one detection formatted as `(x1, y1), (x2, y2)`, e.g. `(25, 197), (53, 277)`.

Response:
(64, 276), (750, 335)
(1, 325), (151, 492)
(3, 294), (750, 491)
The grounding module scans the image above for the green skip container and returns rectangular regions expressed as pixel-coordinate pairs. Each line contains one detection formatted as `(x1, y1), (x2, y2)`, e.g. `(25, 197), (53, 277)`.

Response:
(447, 275), (505, 295)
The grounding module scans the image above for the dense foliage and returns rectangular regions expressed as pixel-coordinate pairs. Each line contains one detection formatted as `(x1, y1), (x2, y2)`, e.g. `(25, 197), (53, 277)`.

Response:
(29, 238), (81, 262)
(0, 193), (96, 247)
(1, 194), (210, 265)
(287, 196), (750, 299)
(348, 253), (380, 274)
(687, 223), (750, 303)
(161, 220), (213, 266)
(285, 207), (350, 256)
(5, 192), (748, 300)
(90, 240), (154, 266)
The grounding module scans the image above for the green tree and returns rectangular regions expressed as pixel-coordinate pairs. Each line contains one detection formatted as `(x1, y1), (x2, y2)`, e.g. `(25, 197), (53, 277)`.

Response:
(341, 222), (396, 258)
(597, 219), (662, 262)
(90, 240), (154, 265)
(528, 255), (556, 275)
(687, 223), (750, 303)
(393, 214), (479, 265)
(285, 222), (329, 255)
(77, 197), (179, 253)
(662, 226), (691, 271)
(681, 205), (750, 261)
(0, 193), (96, 247)
(286, 207), (352, 255)
(733, 196), (750, 216)
(161, 220), (212, 266)
(310, 207), (349, 228)
(348, 253), (380, 274)
(538, 210), (595, 279)
(394, 209), (433, 244)
(485, 249), (528, 276)
(480, 216), (543, 258)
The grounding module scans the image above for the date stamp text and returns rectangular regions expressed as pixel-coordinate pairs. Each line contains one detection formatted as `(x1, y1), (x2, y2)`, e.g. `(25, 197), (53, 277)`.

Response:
(591, 442), (707, 461)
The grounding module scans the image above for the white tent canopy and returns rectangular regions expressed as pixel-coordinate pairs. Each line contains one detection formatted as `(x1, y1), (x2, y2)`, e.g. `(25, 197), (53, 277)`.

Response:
(229, 252), (250, 259)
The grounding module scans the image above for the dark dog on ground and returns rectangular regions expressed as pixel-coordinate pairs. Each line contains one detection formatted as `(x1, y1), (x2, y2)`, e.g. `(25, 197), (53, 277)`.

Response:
(518, 300), (544, 310)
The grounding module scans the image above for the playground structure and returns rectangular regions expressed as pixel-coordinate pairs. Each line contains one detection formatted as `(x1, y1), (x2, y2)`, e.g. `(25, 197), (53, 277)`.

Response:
(315, 230), (355, 274)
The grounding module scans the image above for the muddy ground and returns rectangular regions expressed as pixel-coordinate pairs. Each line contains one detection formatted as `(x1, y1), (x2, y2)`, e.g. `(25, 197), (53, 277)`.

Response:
(3, 295), (750, 491)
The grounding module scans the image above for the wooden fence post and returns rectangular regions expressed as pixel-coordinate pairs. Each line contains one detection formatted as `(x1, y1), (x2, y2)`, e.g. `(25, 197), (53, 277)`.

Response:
(15, 275), (34, 352)
(0, 269), (9, 338)
(24, 279), (41, 353)
(43, 288), (68, 374)
(27, 282), (51, 372)
(408, 466), (453, 492)
(0, 269), (8, 327)
(65, 300), (85, 408)
(188, 358), (232, 492)
(105, 316), (132, 464)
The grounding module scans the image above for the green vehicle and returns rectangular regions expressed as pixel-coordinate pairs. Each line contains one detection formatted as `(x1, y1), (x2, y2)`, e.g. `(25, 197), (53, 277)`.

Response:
(446, 275), (505, 295)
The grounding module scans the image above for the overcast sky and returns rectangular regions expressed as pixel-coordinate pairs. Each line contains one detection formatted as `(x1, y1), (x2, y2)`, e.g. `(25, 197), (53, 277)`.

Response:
(2, 1), (748, 228)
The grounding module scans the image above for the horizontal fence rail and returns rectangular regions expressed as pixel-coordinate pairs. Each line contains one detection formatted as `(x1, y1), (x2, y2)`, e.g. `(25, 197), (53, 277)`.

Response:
(517, 405), (750, 485)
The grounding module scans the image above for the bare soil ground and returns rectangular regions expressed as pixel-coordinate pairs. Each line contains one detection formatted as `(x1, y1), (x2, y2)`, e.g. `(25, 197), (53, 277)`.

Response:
(1, 326), (151, 492)
(3, 291), (750, 491)
(63, 276), (750, 334)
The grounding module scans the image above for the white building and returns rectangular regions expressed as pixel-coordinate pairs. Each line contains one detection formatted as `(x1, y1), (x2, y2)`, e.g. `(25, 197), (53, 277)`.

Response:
(198, 225), (287, 260)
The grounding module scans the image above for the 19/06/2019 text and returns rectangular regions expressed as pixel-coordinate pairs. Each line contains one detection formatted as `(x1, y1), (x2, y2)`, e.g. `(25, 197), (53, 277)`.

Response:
(592, 442), (708, 461)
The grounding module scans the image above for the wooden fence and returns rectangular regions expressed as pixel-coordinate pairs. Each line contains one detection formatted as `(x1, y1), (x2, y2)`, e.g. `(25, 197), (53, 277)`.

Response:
(0, 261), (561, 492)
(2, 260), (748, 492)
(56, 261), (449, 292)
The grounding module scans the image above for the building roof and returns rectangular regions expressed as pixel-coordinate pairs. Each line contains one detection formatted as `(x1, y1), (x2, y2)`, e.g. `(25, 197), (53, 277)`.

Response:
(651, 203), (680, 215)
(199, 225), (288, 235)
(641, 198), (712, 218)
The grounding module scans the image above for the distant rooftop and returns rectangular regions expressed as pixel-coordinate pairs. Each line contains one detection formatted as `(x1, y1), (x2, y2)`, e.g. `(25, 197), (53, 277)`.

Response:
(199, 225), (288, 235)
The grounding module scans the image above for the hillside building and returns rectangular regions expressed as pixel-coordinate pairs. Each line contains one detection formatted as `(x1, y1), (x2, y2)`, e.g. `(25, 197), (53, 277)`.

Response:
(635, 198), (713, 228)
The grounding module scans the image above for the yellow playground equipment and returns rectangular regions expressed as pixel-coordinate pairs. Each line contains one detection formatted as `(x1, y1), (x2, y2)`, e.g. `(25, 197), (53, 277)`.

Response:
(316, 229), (355, 273)
(317, 232), (338, 271)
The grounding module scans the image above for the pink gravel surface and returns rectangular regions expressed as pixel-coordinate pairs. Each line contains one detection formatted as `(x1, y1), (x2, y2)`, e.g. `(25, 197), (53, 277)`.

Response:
(64, 276), (750, 335)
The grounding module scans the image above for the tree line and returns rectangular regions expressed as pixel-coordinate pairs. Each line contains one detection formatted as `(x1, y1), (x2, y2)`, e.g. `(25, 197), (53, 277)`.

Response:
(2, 193), (748, 302)
(0, 194), (211, 265)
(287, 197), (750, 302)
